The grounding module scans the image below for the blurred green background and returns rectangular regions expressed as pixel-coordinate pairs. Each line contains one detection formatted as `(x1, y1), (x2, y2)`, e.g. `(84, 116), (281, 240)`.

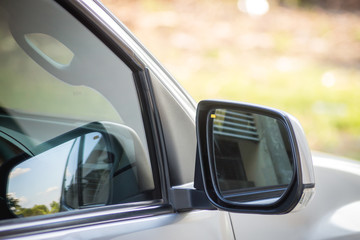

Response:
(103, 0), (360, 160)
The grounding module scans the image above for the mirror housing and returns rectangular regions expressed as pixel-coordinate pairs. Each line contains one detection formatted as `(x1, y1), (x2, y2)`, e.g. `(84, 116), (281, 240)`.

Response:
(196, 100), (315, 214)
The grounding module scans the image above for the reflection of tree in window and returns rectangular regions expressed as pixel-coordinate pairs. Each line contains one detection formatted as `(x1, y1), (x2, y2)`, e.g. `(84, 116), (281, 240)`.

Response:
(7, 193), (60, 217)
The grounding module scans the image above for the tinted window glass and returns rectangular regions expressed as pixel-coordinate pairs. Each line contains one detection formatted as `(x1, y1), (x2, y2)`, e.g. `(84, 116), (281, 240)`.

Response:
(0, 0), (157, 219)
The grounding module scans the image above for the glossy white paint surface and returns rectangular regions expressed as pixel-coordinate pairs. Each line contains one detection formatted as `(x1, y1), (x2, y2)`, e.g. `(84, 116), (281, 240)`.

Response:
(288, 114), (315, 186)
(288, 114), (316, 212)
(12, 211), (234, 240)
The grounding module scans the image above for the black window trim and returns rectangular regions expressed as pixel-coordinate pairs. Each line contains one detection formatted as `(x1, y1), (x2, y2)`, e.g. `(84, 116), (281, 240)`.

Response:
(0, 202), (171, 238)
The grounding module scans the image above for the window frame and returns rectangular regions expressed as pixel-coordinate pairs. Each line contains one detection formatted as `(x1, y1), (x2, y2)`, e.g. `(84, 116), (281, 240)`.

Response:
(0, 0), (172, 237)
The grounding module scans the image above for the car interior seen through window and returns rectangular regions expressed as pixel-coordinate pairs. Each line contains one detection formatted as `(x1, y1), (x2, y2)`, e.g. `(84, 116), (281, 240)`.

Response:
(0, 0), (159, 220)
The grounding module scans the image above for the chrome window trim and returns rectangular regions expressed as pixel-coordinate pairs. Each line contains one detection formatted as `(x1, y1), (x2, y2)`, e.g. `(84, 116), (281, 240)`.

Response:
(0, 201), (172, 238)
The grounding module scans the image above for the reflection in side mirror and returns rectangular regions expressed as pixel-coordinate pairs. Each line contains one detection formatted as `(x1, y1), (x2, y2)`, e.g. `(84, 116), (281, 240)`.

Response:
(62, 132), (111, 210)
(196, 100), (315, 214)
(3, 121), (156, 219)
(7, 131), (111, 217)
(212, 109), (293, 205)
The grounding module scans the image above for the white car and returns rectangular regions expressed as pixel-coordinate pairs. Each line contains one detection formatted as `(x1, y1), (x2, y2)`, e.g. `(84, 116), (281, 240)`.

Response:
(0, 0), (358, 239)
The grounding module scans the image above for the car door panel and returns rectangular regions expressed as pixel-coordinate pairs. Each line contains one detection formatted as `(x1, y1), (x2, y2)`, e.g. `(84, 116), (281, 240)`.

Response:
(5, 211), (233, 240)
(229, 154), (360, 240)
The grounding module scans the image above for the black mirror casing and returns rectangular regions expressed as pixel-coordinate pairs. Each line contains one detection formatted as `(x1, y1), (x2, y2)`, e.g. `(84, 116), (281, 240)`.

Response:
(196, 100), (315, 214)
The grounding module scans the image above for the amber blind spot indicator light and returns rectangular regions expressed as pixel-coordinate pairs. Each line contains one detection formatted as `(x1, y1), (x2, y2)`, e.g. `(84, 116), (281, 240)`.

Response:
(211, 114), (216, 119)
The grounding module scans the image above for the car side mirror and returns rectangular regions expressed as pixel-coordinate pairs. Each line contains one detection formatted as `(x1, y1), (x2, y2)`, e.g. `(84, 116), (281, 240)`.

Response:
(196, 100), (315, 214)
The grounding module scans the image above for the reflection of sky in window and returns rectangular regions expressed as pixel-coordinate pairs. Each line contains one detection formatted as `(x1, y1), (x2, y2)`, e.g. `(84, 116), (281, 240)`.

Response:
(8, 140), (75, 209)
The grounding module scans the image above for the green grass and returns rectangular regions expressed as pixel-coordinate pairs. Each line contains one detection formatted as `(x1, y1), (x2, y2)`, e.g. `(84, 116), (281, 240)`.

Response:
(180, 58), (360, 159)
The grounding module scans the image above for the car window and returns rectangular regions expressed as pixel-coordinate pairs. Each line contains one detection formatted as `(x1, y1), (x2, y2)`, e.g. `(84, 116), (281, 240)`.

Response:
(0, 0), (158, 220)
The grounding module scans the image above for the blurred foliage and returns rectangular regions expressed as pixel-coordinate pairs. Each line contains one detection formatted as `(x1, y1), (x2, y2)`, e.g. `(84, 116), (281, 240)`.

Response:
(7, 194), (60, 217)
(279, 0), (360, 11)
(104, 0), (360, 160)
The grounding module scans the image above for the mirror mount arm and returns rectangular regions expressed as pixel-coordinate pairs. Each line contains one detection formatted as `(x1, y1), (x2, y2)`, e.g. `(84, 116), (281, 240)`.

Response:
(169, 147), (215, 212)
(169, 188), (216, 212)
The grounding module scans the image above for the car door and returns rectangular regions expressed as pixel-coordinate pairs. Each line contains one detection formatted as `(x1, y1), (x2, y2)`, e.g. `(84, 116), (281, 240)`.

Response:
(0, 0), (234, 239)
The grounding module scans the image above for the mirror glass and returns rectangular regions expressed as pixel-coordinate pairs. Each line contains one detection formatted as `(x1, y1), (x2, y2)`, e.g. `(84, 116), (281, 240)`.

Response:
(7, 132), (111, 217)
(211, 109), (294, 205)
